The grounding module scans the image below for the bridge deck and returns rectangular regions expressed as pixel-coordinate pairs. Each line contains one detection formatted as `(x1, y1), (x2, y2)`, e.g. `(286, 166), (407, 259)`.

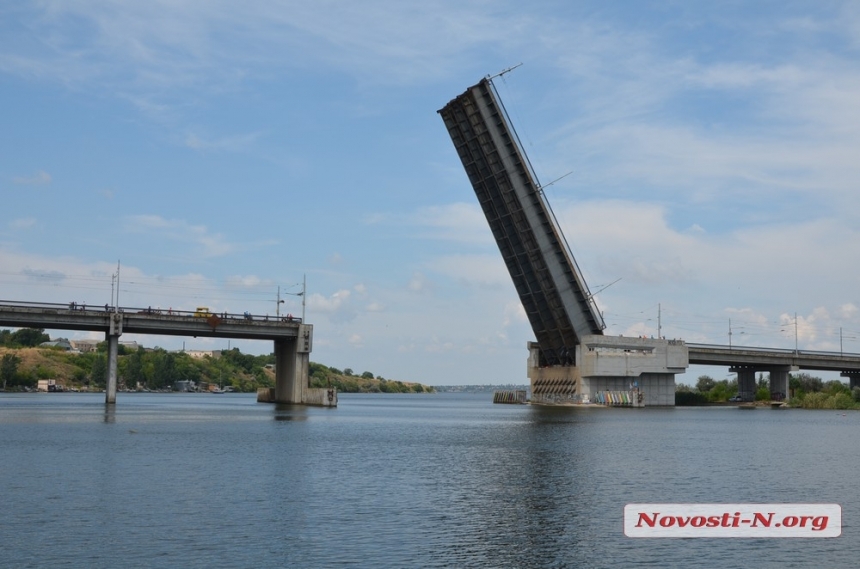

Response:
(687, 343), (860, 373)
(0, 301), (304, 341)
(439, 78), (604, 366)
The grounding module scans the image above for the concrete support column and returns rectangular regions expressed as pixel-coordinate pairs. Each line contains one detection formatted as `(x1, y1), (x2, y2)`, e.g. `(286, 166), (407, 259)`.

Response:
(267, 324), (326, 406)
(274, 337), (300, 403)
(105, 333), (118, 404)
(735, 368), (756, 402)
(842, 372), (860, 390)
(769, 367), (790, 402)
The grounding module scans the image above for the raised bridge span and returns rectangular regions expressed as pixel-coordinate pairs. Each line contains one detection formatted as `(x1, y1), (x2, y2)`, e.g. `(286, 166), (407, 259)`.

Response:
(0, 300), (334, 406)
(439, 77), (860, 405)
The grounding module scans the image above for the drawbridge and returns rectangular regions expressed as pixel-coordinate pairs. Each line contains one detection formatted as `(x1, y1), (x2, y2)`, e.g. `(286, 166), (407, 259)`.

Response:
(439, 77), (687, 405)
(437, 78), (605, 366)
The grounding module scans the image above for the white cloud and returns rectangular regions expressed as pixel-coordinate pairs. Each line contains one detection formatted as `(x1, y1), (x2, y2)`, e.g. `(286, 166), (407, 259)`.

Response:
(424, 254), (509, 289)
(10, 218), (37, 230)
(407, 272), (431, 293)
(406, 203), (494, 245)
(307, 289), (356, 323)
(13, 171), (52, 185)
(125, 215), (236, 258)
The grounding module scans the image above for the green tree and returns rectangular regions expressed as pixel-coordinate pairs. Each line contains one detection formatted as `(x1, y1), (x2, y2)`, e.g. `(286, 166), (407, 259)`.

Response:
(791, 373), (823, 394)
(361, 371), (374, 379)
(823, 380), (850, 395)
(1, 353), (21, 389)
(124, 347), (146, 388)
(221, 348), (256, 373)
(150, 350), (177, 389)
(90, 355), (107, 387)
(10, 328), (50, 347)
(696, 375), (715, 392)
(708, 379), (738, 402)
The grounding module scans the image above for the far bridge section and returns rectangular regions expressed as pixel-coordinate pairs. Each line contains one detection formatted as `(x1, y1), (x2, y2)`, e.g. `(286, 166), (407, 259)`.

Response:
(0, 300), (335, 407)
(440, 77), (684, 405)
(688, 343), (860, 402)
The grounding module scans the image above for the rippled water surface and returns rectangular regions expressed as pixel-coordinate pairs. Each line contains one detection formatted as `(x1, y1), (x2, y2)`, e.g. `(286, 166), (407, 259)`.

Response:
(1, 392), (858, 568)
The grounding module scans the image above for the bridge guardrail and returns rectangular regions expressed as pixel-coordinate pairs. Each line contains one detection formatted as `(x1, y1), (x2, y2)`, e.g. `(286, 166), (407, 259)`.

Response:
(0, 300), (302, 325)
(687, 342), (860, 359)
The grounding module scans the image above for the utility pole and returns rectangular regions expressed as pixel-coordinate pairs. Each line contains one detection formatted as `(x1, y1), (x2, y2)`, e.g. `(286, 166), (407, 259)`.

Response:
(115, 260), (120, 313)
(795, 312), (798, 354)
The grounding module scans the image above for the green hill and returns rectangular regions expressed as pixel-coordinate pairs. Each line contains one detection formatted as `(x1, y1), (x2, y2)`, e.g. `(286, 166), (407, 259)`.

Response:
(0, 344), (434, 394)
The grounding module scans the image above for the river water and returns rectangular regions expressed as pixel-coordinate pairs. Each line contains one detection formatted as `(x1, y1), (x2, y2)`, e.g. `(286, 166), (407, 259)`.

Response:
(1, 392), (857, 568)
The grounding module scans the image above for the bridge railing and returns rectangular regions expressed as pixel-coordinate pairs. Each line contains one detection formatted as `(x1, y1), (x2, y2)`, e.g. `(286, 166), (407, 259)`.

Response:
(687, 342), (860, 359)
(0, 300), (302, 325)
(486, 78), (606, 332)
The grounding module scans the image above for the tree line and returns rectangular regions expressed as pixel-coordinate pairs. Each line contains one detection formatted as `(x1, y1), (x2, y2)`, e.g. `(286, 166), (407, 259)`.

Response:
(0, 328), (432, 393)
(676, 372), (860, 409)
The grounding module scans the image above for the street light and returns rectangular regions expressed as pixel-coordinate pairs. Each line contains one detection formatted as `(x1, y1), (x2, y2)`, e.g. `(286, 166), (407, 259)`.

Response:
(280, 275), (306, 322)
(276, 286), (285, 318)
(780, 312), (798, 354)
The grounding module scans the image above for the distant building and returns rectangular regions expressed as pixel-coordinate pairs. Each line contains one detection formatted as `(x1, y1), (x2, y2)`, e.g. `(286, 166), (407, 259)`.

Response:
(37, 379), (62, 392)
(40, 339), (72, 351)
(183, 350), (221, 360)
(174, 380), (196, 392)
(71, 339), (99, 353)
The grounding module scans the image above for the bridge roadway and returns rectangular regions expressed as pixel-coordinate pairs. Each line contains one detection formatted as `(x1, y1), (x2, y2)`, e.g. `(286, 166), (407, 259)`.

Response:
(0, 300), (324, 406)
(687, 343), (860, 374)
(0, 300), (304, 341)
(687, 342), (860, 399)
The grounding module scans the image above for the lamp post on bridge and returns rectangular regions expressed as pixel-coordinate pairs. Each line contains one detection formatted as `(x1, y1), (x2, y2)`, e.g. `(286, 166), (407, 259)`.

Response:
(780, 312), (799, 355)
(280, 275), (306, 322)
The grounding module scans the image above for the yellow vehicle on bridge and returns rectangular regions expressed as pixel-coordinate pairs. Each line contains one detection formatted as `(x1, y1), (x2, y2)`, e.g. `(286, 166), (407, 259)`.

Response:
(194, 307), (212, 318)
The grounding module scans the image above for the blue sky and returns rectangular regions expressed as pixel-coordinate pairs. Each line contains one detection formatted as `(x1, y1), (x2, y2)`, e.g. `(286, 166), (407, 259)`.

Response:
(2, 1), (860, 385)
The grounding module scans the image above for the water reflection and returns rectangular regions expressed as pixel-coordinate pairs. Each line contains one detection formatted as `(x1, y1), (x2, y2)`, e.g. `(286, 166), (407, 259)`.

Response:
(272, 403), (309, 421)
(103, 404), (116, 424)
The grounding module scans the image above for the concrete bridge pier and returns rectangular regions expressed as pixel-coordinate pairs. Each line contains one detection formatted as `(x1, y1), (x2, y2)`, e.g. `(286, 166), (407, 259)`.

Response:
(105, 311), (123, 404)
(271, 324), (336, 407)
(769, 366), (791, 401)
(732, 367), (757, 401)
(841, 372), (860, 390)
(274, 337), (303, 403)
(105, 334), (118, 404)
